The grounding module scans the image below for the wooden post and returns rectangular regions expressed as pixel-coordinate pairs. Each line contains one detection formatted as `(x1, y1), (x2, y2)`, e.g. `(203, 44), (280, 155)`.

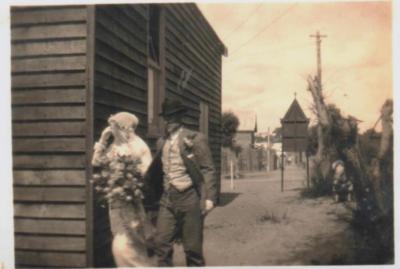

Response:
(267, 127), (271, 172)
(306, 152), (310, 188)
(281, 150), (284, 192)
(230, 159), (234, 190)
(85, 5), (96, 268)
(309, 31), (327, 86)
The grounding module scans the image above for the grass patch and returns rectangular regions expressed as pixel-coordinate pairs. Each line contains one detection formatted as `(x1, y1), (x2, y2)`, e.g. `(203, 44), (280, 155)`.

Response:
(258, 210), (289, 224)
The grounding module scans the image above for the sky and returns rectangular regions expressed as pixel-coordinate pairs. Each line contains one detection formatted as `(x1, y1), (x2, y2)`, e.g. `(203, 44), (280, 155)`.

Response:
(198, 1), (392, 133)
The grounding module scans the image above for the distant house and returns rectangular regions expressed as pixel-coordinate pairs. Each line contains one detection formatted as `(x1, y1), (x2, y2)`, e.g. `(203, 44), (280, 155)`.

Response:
(11, 4), (226, 268)
(234, 111), (258, 148)
(234, 111), (260, 172)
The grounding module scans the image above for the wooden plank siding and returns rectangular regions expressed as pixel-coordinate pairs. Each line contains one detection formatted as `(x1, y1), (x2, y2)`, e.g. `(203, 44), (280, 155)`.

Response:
(15, 251), (86, 268)
(94, 5), (148, 136)
(92, 3), (224, 194)
(163, 4), (223, 189)
(10, 3), (225, 268)
(11, 6), (89, 269)
(85, 6), (96, 267)
(92, 4), (148, 267)
(13, 170), (86, 186)
(14, 219), (86, 235)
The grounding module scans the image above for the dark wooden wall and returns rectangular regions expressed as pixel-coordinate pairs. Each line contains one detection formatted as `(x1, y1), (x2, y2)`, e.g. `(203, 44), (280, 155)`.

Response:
(163, 4), (224, 192)
(92, 4), (149, 266)
(93, 4), (149, 136)
(91, 3), (224, 266)
(92, 2), (224, 197)
(11, 6), (90, 268)
(10, 3), (224, 268)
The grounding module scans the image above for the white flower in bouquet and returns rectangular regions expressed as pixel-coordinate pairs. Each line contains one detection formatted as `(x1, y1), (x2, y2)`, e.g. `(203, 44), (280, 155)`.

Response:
(108, 179), (116, 187)
(92, 153), (145, 205)
(101, 170), (110, 178)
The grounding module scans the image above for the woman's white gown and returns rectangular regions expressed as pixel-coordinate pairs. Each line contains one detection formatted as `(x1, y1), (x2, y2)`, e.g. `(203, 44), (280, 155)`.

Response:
(92, 135), (156, 267)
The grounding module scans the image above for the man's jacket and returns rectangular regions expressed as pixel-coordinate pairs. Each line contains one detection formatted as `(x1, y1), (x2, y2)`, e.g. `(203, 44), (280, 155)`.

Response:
(144, 127), (217, 209)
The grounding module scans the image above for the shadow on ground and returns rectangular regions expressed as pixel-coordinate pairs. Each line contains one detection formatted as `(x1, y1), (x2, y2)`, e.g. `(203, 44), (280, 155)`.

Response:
(218, 192), (241, 207)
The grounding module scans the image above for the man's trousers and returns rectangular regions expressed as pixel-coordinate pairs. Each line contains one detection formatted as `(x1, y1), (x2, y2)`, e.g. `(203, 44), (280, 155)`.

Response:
(154, 186), (204, 267)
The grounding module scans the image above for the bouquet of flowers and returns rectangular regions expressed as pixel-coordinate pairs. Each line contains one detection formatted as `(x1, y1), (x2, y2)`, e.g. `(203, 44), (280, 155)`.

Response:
(92, 153), (145, 205)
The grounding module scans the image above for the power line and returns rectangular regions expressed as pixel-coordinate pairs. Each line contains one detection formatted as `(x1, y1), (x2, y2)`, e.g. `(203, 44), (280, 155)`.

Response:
(221, 5), (236, 18)
(223, 42), (312, 79)
(222, 3), (263, 41)
(225, 41), (311, 64)
(229, 3), (298, 56)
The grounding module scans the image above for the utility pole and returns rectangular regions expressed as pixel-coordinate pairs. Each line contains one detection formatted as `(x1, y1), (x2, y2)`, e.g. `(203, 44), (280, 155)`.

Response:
(310, 31), (327, 86)
(267, 127), (271, 172)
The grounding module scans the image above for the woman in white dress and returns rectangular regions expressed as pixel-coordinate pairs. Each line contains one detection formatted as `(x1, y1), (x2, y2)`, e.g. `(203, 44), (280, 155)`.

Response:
(91, 112), (156, 267)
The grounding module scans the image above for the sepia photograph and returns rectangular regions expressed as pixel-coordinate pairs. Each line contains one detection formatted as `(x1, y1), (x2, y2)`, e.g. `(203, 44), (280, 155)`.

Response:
(0, 0), (398, 268)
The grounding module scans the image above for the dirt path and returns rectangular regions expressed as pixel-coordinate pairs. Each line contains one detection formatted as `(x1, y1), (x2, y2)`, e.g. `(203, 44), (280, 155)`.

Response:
(173, 165), (358, 266)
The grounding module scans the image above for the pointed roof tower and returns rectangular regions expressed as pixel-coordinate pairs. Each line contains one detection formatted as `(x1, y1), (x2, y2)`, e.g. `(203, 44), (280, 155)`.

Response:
(282, 98), (309, 123)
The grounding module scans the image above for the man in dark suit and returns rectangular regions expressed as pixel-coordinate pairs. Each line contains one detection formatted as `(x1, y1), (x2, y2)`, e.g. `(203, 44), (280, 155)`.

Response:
(145, 98), (217, 266)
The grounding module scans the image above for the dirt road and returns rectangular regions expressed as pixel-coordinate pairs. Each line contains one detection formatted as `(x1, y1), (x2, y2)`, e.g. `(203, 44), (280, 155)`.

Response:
(173, 165), (357, 266)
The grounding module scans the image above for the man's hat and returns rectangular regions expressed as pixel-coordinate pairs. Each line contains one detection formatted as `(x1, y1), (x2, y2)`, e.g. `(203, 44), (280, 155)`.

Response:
(159, 98), (188, 117)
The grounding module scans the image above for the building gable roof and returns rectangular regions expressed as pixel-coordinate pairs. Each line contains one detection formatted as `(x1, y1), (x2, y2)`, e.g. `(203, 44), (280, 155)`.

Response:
(282, 99), (308, 123)
(235, 110), (257, 132)
(193, 4), (228, 56)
